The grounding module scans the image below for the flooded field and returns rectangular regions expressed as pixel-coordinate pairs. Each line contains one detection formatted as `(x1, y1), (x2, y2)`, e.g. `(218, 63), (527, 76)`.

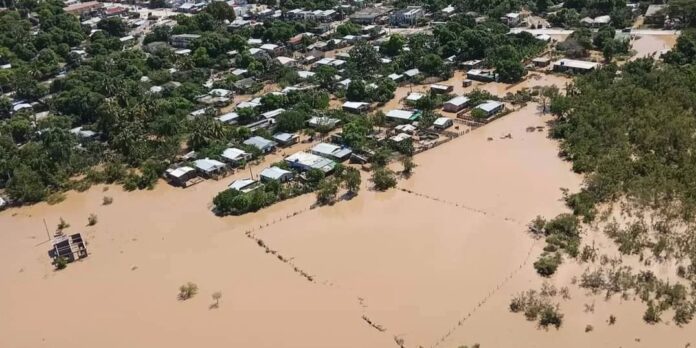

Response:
(2, 75), (695, 348)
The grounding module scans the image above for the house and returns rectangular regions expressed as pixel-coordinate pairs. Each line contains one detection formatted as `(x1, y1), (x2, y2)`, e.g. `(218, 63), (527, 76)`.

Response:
(430, 84), (453, 94)
(308, 116), (340, 129)
(388, 73), (404, 82)
(462, 59), (483, 69)
(462, 79), (473, 87)
(311, 142), (353, 162)
(259, 166), (294, 182)
(297, 71), (316, 80)
(350, 6), (393, 25)
(170, 34), (201, 48)
(64, 1), (102, 15)
(645, 4), (667, 25)
(194, 158), (227, 177)
(233, 78), (258, 93)
(247, 38), (263, 46)
(228, 178), (260, 193)
(532, 57), (551, 68)
(386, 109), (421, 123)
(221, 147), (251, 165)
(260, 43), (284, 56)
(276, 56), (297, 67)
(342, 101), (370, 113)
(261, 108), (285, 120)
(231, 68), (248, 77)
(443, 96), (470, 112)
(273, 132), (299, 146)
(467, 69), (496, 82)
(69, 127), (98, 140)
(405, 92), (425, 103)
(474, 100), (504, 117)
(165, 166), (196, 186)
(217, 112), (239, 124)
(404, 68), (421, 79)
(501, 12), (521, 26)
(285, 151), (336, 173)
(243, 136), (277, 153)
(433, 117), (454, 130)
(395, 124), (418, 134)
(552, 59), (599, 74)
(390, 6), (424, 27)
(442, 5), (456, 16)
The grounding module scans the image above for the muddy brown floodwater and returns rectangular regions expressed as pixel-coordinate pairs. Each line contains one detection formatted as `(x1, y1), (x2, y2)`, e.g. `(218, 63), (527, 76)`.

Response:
(2, 83), (696, 347)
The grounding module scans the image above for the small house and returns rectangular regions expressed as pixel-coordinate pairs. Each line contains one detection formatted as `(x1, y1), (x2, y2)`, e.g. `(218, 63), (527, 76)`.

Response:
(273, 132), (299, 146)
(404, 68), (421, 79)
(386, 109), (421, 123)
(261, 108), (285, 120)
(308, 116), (340, 129)
(259, 166), (294, 182)
(430, 84), (453, 94)
(532, 57), (551, 68)
(228, 178), (260, 193)
(165, 166), (196, 186)
(311, 142), (353, 162)
(243, 136), (277, 153)
(221, 147), (251, 165)
(405, 92), (425, 103)
(443, 96), (470, 112)
(552, 59), (599, 74)
(342, 101), (371, 113)
(194, 158), (226, 178)
(474, 100), (504, 117)
(467, 69), (496, 82)
(462, 59), (483, 69)
(217, 112), (239, 124)
(433, 117), (454, 130)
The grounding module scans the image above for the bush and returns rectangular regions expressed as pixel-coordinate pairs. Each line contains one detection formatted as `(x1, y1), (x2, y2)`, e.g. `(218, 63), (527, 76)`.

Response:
(87, 214), (98, 226)
(57, 218), (70, 231)
(178, 282), (198, 300)
(316, 178), (339, 205)
(103, 196), (114, 205)
(643, 301), (661, 324)
(371, 167), (397, 191)
(534, 252), (562, 277)
(54, 256), (68, 270)
(539, 305), (563, 329)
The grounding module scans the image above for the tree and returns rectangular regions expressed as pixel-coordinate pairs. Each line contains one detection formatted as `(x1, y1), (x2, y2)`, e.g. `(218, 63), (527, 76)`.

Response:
(211, 291), (222, 308)
(401, 156), (416, 176)
(6, 165), (46, 203)
(371, 167), (397, 191)
(275, 110), (307, 133)
(495, 59), (526, 83)
(418, 53), (446, 77)
(316, 177), (338, 204)
(349, 41), (380, 75)
(533, 252), (562, 276)
(97, 17), (128, 37)
(346, 80), (367, 102)
(342, 167), (361, 195)
(381, 34), (405, 56)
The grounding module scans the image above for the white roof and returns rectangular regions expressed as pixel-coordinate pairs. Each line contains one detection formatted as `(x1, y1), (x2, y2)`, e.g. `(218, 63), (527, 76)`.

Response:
(297, 71), (315, 79)
(404, 68), (420, 77)
(406, 92), (425, 101)
(390, 133), (412, 142)
(343, 101), (369, 109)
(260, 166), (292, 180)
(229, 178), (258, 192)
(446, 95), (470, 106)
(217, 112), (239, 123)
(232, 68), (248, 76)
(221, 147), (249, 161)
(476, 100), (504, 113)
(209, 88), (232, 97)
(166, 166), (195, 178)
(386, 109), (417, 120)
(248, 38), (263, 45)
(0, 196), (6, 207)
(434, 117), (453, 126)
(262, 108), (285, 119)
(285, 151), (336, 172)
(243, 136), (277, 150)
(553, 59), (599, 70)
(594, 15), (611, 24)
(194, 158), (226, 172)
(260, 43), (279, 50)
(276, 56), (296, 65)
(388, 73), (403, 80)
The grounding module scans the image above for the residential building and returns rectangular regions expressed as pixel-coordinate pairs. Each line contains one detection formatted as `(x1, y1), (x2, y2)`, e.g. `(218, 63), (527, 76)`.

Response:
(273, 132), (299, 146)
(243, 136), (277, 153)
(645, 4), (667, 25)
(170, 34), (201, 48)
(308, 116), (340, 129)
(221, 147), (251, 165)
(285, 151), (336, 173)
(474, 100), (504, 117)
(311, 142), (353, 162)
(430, 84), (453, 94)
(194, 158), (227, 178)
(342, 101), (370, 113)
(390, 6), (424, 27)
(385, 109), (421, 123)
(259, 166), (294, 182)
(433, 117), (454, 130)
(228, 178), (260, 193)
(350, 6), (393, 25)
(552, 59), (599, 74)
(165, 166), (196, 187)
(443, 96), (470, 112)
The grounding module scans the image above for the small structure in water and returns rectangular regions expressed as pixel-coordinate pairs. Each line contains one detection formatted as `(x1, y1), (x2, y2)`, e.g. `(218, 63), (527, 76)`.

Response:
(50, 233), (88, 264)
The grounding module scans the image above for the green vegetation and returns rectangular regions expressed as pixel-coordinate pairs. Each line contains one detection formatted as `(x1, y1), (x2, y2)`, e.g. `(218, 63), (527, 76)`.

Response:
(178, 282), (198, 300)
(371, 167), (397, 191)
(87, 213), (98, 226)
(510, 284), (565, 329)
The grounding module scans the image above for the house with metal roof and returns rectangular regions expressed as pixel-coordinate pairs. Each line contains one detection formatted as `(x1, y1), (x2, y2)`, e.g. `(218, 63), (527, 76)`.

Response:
(221, 147), (251, 165)
(285, 151), (336, 173)
(385, 109), (421, 123)
(228, 178), (260, 193)
(311, 143), (353, 162)
(273, 132), (299, 146)
(194, 158), (226, 177)
(217, 112), (239, 124)
(433, 117), (454, 130)
(474, 100), (504, 117)
(443, 96), (470, 112)
(259, 166), (294, 182)
(343, 101), (371, 113)
(243, 136), (277, 153)
(165, 166), (196, 186)
(552, 59), (600, 74)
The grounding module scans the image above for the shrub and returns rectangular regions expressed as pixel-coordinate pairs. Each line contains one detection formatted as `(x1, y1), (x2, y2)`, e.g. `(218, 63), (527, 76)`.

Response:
(643, 301), (661, 324)
(54, 256), (68, 270)
(178, 282), (198, 300)
(539, 305), (563, 329)
(534, 252), (562, 277)
(103, 196), (114, 205)
(401, 156), (416, 175)
(316, 178), (339, 205)
(87, 214), (98, 226)
(371, 167), (397, 191)
(57, 218), (70, 231)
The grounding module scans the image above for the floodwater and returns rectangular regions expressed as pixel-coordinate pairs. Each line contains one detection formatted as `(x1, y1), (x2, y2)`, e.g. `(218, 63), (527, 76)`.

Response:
(2, 79), (695, 347)
(630, 34), (677, 60)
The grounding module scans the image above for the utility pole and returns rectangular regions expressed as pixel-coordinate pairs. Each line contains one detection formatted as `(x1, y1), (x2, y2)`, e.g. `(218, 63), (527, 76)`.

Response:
(43, 218), (51, 241)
